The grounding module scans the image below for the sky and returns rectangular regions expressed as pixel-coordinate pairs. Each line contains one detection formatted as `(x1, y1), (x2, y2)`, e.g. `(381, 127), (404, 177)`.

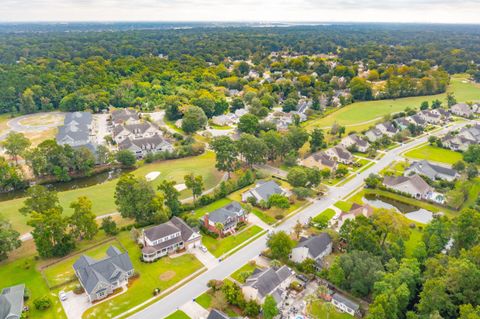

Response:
(1, 0), (480, 23)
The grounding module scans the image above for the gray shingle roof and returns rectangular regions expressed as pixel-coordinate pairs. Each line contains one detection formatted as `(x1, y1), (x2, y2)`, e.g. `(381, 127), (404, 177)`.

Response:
(206, 309), (230, 319)
(383, 174), (432, 194)
(111, 109), (139, 123)
(245, 265), (293, 299)
(295, 233), (332, 259)
(407, 160), (457, 180)
(204, 202), (244, 225)
(333, 293), (359, 311)
(0, 284), (24, 319)
(143, 217), (196, 246)
(73, 246), (133, 294)
(118, 134), (169, 151)
(56, 112), (92, 145)
(251, 180), (284, 201)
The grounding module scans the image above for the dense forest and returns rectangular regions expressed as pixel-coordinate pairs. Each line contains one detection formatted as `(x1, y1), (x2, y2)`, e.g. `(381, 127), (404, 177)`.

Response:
(0, 23), (479, 114)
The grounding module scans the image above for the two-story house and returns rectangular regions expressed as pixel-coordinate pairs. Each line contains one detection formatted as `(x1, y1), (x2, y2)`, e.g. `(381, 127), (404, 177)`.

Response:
(202, 201), (248, 236)
(242, 266), (295, 304)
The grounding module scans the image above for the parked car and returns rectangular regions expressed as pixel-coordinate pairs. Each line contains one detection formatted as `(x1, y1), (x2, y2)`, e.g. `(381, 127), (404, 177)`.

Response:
(59, 291), (68, 301)
(200, 245), (208, 253)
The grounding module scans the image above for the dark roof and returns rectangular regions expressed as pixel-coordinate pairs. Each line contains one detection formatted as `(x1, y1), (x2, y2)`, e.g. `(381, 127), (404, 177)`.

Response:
(333, 293), (360, 311)
(206, 309), (231, 319)
(204, 202), (244, 225)
(312, 152), (336, 168)
(114, 122), (155, 136)
(245, 266), (293, 299)
(143, 217), (196, 249)
(64, 112), (92, 126)
(0, 284), (24, 319)
(251, 180), (284, 201)
(383, 174), (432, 193)
(73, 246), (133, 294)
(407, 160), (458, 179)
(118, 134), (169, 150)
(111, 109), (139, 123)
(295, 233), (332, 259)
(333, 145), (352, 160)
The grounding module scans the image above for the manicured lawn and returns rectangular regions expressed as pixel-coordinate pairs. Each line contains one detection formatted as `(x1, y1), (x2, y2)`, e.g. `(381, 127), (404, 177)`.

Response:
(313, 208), (336, 222)
(0, 257), (66, 319)
(202, 225), (263, 258)
(251, 208), (277, 225)
(83, 232), (203, 319)
(165, 310), (191, 319)
(191, 198), (233, 219)
(302, 75), (480, 133)
(308, 299), (353, 319)
(334, 201), (352, 212)
(195, 292), (212, 309)
(380, 160), (409, 176)
(43, 240), (123, 288)
(403, 144), (462, 165)
(405, 227), (424, 258)
(1, 152), (222, 234)
(230, 262), (259, 283)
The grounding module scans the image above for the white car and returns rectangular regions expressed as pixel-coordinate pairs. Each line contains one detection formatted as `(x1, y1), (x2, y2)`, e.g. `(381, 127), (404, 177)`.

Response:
(59, 291), (67, 301)
(200, 245), (208, 253)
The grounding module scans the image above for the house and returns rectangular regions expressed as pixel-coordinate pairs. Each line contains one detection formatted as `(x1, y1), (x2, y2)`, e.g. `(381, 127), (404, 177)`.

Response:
(206, 309), (232, 319)
(458, 123), (480, 142)
(407, 114), (426, 127)
(376, 122), (398, 137)
(202, 201), (248, 236)
(331, 293), (360, 316)
(56, 112), (93, 148)
(383, 174), (434, 199)
(325, 145), (354, 165)
(113, 122), (159, 144)
(73, 246), (134, 303)
(394, 117), (411, 131)
(111, 109), (140, 125)
(265, 111), (307, 131)
(118, 134), (174, 158)
(431, 108), (451, 120)
(451, 103), (473, 118)
(211, 114), (236, 127)
(442, 124), (480, 151)
(242, 266), (295, 304)
(289, 233), (332, 269)
(405, 160), (459, 181)
(301, 151), (338, 171)
(241, 180), (288, 203)
(141, 217), (201, 262)
(419, 110), (443, 124)
(365, 128), (383, 143)
(338, 203), (374, 227)
(341, 134), (370, 153)
(0, 284), (25, 319)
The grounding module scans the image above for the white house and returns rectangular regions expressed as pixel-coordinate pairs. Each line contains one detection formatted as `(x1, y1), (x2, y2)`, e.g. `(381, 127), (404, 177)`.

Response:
(331, 293), (360, 316)
(341, 134), (370, 153)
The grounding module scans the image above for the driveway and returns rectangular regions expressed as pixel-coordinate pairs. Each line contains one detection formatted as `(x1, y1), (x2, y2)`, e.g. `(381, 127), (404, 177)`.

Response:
(180, 301), (209, 319)
(190, 247), (219, 269)
(92, 114), (110, 145)
(60, 291), (91, 319)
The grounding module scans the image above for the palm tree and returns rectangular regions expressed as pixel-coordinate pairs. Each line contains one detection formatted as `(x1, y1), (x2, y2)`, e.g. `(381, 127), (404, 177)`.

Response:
(215, 222), (224, 236)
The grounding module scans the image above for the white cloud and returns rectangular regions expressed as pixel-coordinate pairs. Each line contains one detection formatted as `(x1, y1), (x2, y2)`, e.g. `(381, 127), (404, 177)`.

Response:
(0, 0), (479, 23)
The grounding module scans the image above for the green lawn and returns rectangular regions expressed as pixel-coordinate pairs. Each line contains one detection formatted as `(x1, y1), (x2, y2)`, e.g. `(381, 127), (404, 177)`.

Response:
(230, 262), (259, 283)
(308, 300), (353, 319)
(334, 201), (352, 212)
(303, 75), (480, 132)
(2, 152), (222, 234)
(202, 225), (263, 258)
(165, 310), (191, 319)
(190, 198), (233, 219)
(43, 240), (123, 288)
(0, 257), (66, 319)
(83, 232), (203, 319)
(195, 292), (213, 309)
(313, 208), (336, 222)
(380, 160), (409, 176)
(405, 227), (424, 258)
(251, 208), (277, 225)
(403, 144), (462, 165)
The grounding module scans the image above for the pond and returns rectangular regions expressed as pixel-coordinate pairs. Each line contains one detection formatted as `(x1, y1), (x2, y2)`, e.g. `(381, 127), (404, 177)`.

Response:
(0, 167), (128, 202)
(363, 194), (435, 224)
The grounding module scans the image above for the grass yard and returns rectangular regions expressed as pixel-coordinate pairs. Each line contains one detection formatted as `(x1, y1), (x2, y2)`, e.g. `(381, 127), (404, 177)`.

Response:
(403, 144), (462, 165)
(202, 225), (263, 258)
(251, 208), (277, 225)
(380, 160), (409, 176)
(230, 262), (260, 283)
(190, 198), (233, 219)
(314, 208), (336, 222)
(42, 239), (123, 288)
(405, 227), (424, 258)
(0, 257), (66, 319)
(195, 292), (213, 309)
(83, 231), (203, 319)
(165, 310), (191, 319)
(1, 151), (222, 234)
(334, 201), (352, 212)
(302, 75), (480, 133)
(308, 299), (353, 319)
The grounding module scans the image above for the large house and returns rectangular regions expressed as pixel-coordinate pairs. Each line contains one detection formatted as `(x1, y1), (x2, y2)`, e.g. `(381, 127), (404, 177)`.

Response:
(111, 109), (141, 125)
(289, 233), (332, 269)
(202, 201), (247, 236)
(419, 110), (443, 125)
(364, 128), (383, 143)
(442, 123), (480, 151)
(325, 145), (354, 165)
(141, 217), (201, 262)
(113, 122), (159, 144)
(242, 266), (295, 304)
(73, 246), (134, 303)
(302, 151), (338, 171)
(451, 103), (473, 118)
(332, 293), (360, 316)
(338, 203), (374, 228)
(242, 180), (288, 203)
(376, 122), (399, 137)
(118, 134), (174, 158)
(407, 114), (426, 127)
(0, 284), (25, 319)
(56, 112), (94, 149)
(394, 117), (411, 131)
(405, 160), (459, 181)
(341, 134), (370, 153)
(383, 174), (433, 199)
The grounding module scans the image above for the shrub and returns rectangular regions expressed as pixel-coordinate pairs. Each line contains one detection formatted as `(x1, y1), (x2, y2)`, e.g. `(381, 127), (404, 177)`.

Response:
(73, 285), (85, 295)
(267, 194), (290, 209)
(34, 296), (52, 310)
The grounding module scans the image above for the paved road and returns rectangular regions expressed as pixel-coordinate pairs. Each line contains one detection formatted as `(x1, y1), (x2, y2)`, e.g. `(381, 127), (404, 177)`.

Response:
(128, 121), (468, 319)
